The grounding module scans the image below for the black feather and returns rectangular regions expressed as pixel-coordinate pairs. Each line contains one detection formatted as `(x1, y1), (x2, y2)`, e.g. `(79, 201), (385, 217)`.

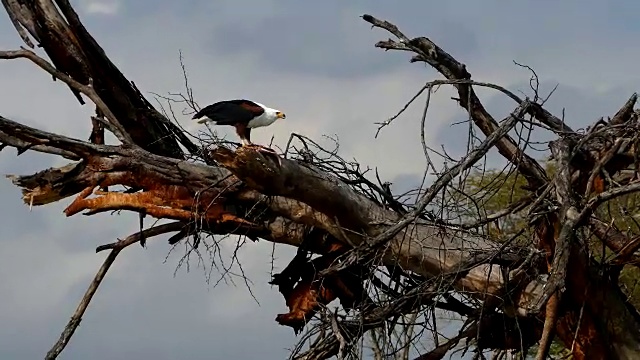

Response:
(193, 99), (264, 125)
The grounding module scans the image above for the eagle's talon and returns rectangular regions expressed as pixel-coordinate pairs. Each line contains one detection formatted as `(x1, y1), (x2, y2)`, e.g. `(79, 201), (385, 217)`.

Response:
(244, 144), (282, 167)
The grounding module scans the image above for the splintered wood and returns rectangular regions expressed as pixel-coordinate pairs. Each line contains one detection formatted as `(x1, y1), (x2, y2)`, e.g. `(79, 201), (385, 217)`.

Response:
(271, 250), (368, 334)
(63, 184), (255, 227)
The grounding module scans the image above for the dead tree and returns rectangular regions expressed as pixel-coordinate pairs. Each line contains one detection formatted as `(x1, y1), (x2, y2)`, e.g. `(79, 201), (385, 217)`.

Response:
(2, 2), (640, 360)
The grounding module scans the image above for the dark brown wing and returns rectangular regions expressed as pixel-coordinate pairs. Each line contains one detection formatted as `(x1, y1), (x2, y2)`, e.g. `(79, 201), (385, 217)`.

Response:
(193, 99), (264, 126)
(236, 99), (265, 117)
(233, 123), (251, 143)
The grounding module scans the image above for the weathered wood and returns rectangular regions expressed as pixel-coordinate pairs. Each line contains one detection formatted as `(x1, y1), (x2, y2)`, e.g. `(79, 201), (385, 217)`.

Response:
(0, 114), (544, 310)
(2, 0), (193, 158)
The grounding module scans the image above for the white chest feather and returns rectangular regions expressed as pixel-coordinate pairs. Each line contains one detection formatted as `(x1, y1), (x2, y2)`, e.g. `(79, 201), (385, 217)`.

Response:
(247, 112), (277, 128)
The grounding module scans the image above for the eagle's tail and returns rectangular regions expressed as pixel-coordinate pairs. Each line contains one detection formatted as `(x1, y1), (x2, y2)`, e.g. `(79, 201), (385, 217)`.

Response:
(195, 116), (211, 124)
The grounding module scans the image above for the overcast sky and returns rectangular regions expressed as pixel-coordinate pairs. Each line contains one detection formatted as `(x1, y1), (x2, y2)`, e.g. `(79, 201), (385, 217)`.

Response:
(0, 0), (639, 359)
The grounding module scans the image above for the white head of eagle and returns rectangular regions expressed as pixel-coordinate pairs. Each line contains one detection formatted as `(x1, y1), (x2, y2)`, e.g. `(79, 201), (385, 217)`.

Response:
(192, 99), (285, 146)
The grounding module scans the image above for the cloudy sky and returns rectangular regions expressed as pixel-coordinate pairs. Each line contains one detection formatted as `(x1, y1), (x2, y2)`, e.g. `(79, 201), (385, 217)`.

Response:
(0, 0), (639, 359)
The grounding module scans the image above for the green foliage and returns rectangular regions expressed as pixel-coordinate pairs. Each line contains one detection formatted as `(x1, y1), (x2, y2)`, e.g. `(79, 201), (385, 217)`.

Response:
(458, 166), (530, 236)
(461, 161), (640, 355)
(454, 162), (556, 243)
(596, 193), (640, 307)
(526, 338), (573, 359)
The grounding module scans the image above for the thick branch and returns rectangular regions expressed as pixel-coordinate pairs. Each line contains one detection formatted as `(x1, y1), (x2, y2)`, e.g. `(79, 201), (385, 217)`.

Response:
(319, 102), (530, 276)
(610, 94), (638, 126)
(2, 0), (190, 158)
(535, 139), (578, 360)
(0, 48), (132, 143)
(211, 145), (548, 312)
(589, 218), (640, 266)
(362, 14), (550, 189)
(0, 114), (548, 314)
(298, 251), (539, 359)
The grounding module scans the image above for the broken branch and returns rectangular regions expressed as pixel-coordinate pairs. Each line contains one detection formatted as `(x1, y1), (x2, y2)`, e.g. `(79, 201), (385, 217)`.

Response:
(45, 222), (182, 360)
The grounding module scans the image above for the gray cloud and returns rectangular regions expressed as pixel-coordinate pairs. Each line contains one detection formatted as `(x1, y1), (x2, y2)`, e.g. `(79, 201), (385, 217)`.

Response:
(53, 241), (298, 360)
(207, 0), (479, 79)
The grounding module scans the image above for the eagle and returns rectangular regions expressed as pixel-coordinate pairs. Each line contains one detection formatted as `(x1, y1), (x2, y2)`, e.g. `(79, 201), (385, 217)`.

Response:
(192, 99), (286, 148)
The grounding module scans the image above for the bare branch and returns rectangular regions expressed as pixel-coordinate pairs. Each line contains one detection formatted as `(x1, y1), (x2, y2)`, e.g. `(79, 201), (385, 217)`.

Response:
(610, 93), (638, 126)
(45, 222), (183, 360)
(0, 48), (133, 143)
(321, 101), (531, 276)
(362, 14), (552, 188)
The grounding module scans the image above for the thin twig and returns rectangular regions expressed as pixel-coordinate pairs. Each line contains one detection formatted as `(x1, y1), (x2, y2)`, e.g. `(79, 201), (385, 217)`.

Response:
(45, 222), (183, 360)
(322, 101), (531, 276)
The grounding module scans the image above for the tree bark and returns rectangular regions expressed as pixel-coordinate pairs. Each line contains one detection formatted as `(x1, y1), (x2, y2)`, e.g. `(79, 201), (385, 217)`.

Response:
(0, 113), (540, 306)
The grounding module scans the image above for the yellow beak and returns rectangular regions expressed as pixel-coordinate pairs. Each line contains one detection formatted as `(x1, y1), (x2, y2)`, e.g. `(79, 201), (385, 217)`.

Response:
(277, 112), (286, 119)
